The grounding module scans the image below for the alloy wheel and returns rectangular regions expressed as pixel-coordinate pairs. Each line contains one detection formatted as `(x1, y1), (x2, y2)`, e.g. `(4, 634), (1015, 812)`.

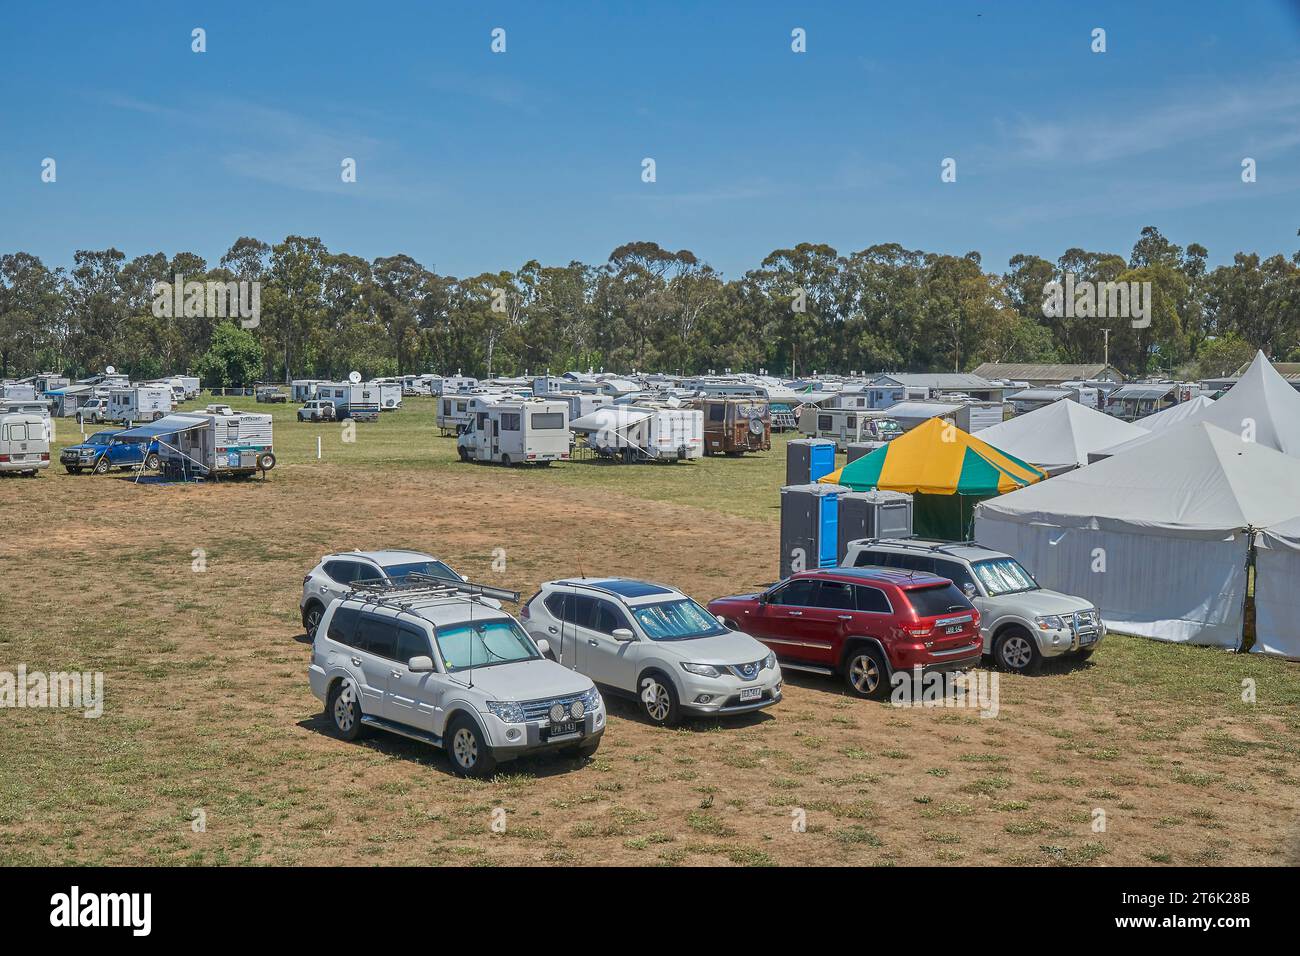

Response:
(452, 728), (478, 767)
(1002, 636), (1033, 670)
(849, 655), (880, 694)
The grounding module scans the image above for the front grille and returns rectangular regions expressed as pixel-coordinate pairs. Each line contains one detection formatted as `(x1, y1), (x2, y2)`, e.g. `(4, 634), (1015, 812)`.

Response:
(520, 693), (585, 722)
(724, 659), (767, 681)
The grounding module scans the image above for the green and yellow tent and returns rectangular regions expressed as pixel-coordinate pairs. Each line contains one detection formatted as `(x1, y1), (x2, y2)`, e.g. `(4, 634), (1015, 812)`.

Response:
(820, 417), (1047, 539)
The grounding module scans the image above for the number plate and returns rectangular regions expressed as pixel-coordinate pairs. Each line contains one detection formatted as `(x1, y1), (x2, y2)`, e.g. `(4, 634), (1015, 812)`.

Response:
(739, 687), (762, 703)
(1079, 632), (1098, 646)
(549, 722), (579, 739)
(944, 624), (964, 634)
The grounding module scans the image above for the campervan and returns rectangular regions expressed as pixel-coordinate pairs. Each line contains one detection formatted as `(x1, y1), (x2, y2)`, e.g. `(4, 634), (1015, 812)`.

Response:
(456, 397), (570, 466)
(798, 406), (903, 451)
(437, 390), (505, 434)
(108, 385), (174, 424)
(291, 379), (327, 403)
(0, 412), (50, 475)
(0, 399), (52, 440)
(689, 397), (771, 455)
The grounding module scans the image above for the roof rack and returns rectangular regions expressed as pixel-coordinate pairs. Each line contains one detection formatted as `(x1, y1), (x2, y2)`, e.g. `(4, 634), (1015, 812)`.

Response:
(346, 573), (521, 606)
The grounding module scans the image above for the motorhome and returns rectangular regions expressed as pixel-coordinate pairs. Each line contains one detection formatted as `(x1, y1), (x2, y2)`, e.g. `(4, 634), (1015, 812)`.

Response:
(155, 405), (275, 480)
(569, 404), (704, 462)
(799, 406), (904, 451)
(0, 399), (53, 441)
(0, 412), (50, 476)
(315, 382), (381, 422)
(432, 375), (479, 396)
(456, 397), (571, 466)
(437, 390), (505, 434)
(688, 397), (771, 455)
(291, 379), (327, 403)
(367, 381), (403, 411)
(108, 385), (174, 424)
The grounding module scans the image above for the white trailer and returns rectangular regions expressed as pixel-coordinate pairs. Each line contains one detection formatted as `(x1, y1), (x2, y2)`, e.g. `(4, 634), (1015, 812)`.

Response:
(798, 406), (904, 451)
(155, 405), (275, 480)
(367, 381), (403, 411)
(0, 412), (50, 475)
(0, 383), (37, 401)
(433, 375), (478, 396)
(456, 398), (570, 466)
(570, 404), (704, 462)
(108, 385), (174, 423)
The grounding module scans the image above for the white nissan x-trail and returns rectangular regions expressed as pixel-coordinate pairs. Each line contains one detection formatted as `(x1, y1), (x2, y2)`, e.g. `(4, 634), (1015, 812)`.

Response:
(522, 578), (782, 727)
(308, 576), (603, 777)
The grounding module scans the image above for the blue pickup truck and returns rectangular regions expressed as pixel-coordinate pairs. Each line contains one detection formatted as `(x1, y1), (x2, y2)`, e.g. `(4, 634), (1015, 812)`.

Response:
(60, 430), (163, 475)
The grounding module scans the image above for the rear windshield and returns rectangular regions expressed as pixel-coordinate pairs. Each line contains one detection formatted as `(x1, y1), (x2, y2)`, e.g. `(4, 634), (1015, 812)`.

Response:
(905, 583), (973, 618)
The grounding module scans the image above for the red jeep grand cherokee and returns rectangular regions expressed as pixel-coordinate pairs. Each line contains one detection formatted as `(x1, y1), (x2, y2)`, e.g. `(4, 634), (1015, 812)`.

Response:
(707, 568), (982, 699)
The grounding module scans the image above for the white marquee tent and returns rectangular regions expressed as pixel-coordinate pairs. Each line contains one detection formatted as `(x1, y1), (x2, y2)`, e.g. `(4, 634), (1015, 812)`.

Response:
(1134, 394), (1215, 432)
(975, 398), (1147, 474)
(1094, 352), (1300, 460)
(1254, 515), (1300, 660)
(974, 422), (1300, 649)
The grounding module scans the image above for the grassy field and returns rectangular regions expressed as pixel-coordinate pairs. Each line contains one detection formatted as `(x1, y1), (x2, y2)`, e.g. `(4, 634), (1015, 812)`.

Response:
(1, 396), (1298, 866)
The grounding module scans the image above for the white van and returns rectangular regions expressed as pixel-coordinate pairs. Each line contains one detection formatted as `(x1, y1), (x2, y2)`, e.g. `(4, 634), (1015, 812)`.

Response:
(0, 413), (51, 475)
(457, 398), (570, 465)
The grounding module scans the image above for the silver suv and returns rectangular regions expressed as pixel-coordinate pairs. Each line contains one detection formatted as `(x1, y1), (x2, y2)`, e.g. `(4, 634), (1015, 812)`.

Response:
(308, 576), (604, 777)
(522, 578), (781, 726)
(840, 538), (1104, 673)
(300, 550), (471, 639)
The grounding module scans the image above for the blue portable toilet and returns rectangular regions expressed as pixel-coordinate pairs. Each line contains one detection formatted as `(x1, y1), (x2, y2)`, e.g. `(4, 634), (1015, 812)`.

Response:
(779, 483), (849, 579)
(786, 438), (837, 485)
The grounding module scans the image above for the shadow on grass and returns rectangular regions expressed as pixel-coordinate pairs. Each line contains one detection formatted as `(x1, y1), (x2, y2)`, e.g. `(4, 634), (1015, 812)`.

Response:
(602, 692), (776, 730)
(295, 712), (599, 780)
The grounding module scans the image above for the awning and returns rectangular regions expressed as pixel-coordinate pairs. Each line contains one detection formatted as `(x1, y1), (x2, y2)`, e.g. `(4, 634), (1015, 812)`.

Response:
(569, 407), (653, 433)
(113, 414), (210, 441)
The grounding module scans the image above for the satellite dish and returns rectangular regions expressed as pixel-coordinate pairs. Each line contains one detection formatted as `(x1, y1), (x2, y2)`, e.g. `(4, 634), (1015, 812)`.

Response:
(348, 371), (361, 384)
(106, 365), (116, 375)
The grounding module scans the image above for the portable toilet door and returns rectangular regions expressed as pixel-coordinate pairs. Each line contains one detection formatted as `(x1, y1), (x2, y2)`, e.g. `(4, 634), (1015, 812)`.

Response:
(809, 441), (836, 482)
(818, 493), (839, 568)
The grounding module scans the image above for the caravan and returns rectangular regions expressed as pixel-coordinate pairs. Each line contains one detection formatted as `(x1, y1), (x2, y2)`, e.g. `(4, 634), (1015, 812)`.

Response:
(154, 405), (276, 480)
(315, 382), (381, 422)
(569, 404), (704, 462)
(108, 385), (173, 424)
(456, 397), (571, 466)
(799, 407), (903, 451)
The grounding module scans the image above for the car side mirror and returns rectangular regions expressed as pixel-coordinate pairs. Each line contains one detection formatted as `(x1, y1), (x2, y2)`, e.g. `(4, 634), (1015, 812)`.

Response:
(962, 583), (978, 599)
(407, 655), (434, 673)
(612, 628), (636, 643)
(535, 637), (552, 657)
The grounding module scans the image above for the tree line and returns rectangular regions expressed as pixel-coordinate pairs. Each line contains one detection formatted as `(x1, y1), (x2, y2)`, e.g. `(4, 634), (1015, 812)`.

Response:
(1, 227), (1296, 386)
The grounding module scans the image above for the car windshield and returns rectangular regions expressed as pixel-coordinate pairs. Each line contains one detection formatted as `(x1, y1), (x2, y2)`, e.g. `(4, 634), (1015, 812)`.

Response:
(86, 432), (117, 444)
(436, 619), (538, 671)
(972, 557), (1039, 596)
(382, 560), (461, 584)
(632, 598), (728, 641)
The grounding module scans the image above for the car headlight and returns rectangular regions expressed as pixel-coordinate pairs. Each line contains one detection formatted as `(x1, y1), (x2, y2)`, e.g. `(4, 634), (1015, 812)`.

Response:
(681, 662), (721, 678)
(763, 651), (777, 671)
(1035, 615), (1066, 631)
(579, 686), (603, 711)
(485, 700), (526, 723)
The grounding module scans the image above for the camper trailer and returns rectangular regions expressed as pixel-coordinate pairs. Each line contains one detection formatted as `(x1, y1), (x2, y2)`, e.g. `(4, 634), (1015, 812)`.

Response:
(546, 392), (614, 422)
(432, 375), (479, 396)
(570, 404), (704, 462)
(315, 383), (380, 422)
(291, 379), (327, 403)
(108, 385), (174, 423)
(688, 398), (771, 455)
(158, 405), (275, 480)
(798, 407), (904, 451)
(0, 412), (50, 476)
(456, 397), (570, 466)
(0, 383), (37, 402)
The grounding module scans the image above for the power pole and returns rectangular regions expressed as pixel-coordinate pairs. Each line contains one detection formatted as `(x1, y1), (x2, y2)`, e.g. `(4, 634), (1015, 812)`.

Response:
(1101, 328), (1111, 366)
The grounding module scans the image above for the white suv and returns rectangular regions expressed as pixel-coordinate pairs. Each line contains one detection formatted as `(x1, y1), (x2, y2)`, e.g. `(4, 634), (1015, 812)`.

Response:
(841, 538), (1105, 673)
(308, 577), (604, 777)
(300, 550), (470, 639)
(522, 578), (782, 726)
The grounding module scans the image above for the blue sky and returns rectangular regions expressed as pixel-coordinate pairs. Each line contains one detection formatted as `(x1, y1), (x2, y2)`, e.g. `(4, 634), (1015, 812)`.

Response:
(3, 1), (1300, 278)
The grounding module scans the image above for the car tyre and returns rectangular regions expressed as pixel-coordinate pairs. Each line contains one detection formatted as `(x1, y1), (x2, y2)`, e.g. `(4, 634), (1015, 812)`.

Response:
(843, 644), (890, 700)
(303, 602), (324, 639)
(446, 714), (497, 778)
(65, 467), (81, 475)
(995, 627), (1042, 674)
(457, 446), (469, 462)
(639, 671), (681, 727)
(326, 679), (365, 741)
(92, 456), (111, 475)
(145, 453), (161, 470)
